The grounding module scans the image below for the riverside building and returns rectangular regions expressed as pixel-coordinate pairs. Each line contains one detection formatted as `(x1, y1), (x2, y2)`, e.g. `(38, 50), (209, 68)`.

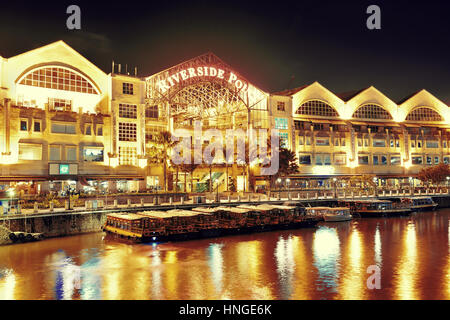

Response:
(0, 41), (449, 194)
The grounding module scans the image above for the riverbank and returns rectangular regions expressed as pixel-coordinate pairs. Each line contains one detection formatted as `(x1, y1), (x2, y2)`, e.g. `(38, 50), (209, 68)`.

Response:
(1, 194), (449, 246)
(0, 225), (12, 245)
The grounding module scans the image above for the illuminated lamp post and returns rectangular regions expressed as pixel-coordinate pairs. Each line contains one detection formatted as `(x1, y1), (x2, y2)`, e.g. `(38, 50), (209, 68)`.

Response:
(373, 177), (378, 196)
(7, 188), (15, 214)
(333, 177), (337, 198)
(446, 176), (450, 193)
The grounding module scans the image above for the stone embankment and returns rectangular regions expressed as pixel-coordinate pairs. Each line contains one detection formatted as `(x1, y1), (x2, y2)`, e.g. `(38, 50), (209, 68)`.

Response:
(0, 225), (12, 245)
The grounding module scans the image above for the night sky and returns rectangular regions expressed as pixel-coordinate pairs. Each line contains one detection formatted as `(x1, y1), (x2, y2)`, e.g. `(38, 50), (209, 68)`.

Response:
(1, 0), (450, 102)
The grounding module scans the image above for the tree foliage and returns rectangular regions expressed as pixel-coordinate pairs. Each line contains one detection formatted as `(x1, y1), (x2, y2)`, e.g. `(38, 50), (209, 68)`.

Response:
(417, 163), (450, 185)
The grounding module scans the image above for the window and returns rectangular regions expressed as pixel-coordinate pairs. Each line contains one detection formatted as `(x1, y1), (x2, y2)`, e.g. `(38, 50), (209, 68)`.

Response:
(298, 136), (304, 145)
(277, 102), (285, 111)
(20, 119), (28, 131)
(97, 125), (103, 136)
(295, 100), (338, 117)
(33, 120), (41, 132)
(323, 154), (331, 165)
(85, 124), (92, 135)
(444, 141), (447, 148)
(146, 105), (159, 119)
(426, 140), (439, 148)
(83, 147), (104, 162)
(358, 155), (369, 165)
(335, 154), (346, 165)
(315, 154), (323, 165)
(444, 156), (450, 164)
(279, 132), (288, 148)
(417, 140), (422, 148)
(334, 138), (339, 146)
(49, 145), (61, 161)
(66, 146), (77, 161)
(19, 67), (98, 94)
(123, 82), (134, 95)
(119, 146), (137, 165)
(18, 143), (42, 160)
(340, 138), (345, 146)
(373, 155), (379, 165)
(49, 98), (72, 111)
(390, 140), (394, 148)
(435, 156), (440, 164)
(352, 104), (393, 120)
(381, 155), (388, 165)
(119, 104), (137, 119)
(390, 156), (401, 165)
(299, 154), (311, 165)
(426, 156), (432, 165)
(396, 139), (400, 148)
(406, 107), (443, 122)
(412, 156), (423, 165)
(373, 139), (386, 147)
(306, 137), (311, 145)
(411, 140), (415, 148)
(275, 118), (288, 130)
(118, 123), (137, 142)
(315, 137), (330, 146)
(51, 123), (76, 134)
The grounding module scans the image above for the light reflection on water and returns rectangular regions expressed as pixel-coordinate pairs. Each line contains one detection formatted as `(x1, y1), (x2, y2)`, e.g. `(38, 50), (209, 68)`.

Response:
(0, 209), (449, 300)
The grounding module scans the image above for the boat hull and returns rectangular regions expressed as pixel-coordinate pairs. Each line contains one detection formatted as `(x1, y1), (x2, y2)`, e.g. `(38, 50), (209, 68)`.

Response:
(104, 217), (322, 243)
(324, 215), (352, 222)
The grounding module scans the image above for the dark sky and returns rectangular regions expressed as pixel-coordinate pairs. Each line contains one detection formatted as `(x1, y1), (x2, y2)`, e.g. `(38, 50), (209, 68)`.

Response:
(1, 0), (450, 102)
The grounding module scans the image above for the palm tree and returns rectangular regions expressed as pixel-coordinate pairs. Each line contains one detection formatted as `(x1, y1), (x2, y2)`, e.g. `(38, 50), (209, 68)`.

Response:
(147, 131), (176, 192)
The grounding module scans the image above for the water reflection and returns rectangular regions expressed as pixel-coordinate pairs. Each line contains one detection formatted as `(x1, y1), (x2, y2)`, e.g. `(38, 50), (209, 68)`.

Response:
(0, 210), (449, 300)
(339, 225), (365, 299)
(274, 236), (295, 299)
(313, 226), (340, 294)
(374, 225), (382, 267)
(395, 221), (418, 300)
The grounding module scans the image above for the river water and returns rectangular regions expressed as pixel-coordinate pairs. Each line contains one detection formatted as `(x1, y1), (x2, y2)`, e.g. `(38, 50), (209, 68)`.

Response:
(0, 209), (449, 300)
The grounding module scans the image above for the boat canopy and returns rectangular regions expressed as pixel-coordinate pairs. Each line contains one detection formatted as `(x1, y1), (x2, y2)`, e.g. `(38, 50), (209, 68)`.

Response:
(107, 213), (143, 220)
(191, 207), (222, 213)
(216, 206), (251, 214)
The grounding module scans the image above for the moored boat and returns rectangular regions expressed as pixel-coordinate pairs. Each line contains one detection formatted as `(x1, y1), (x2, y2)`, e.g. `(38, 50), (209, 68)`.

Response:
(400, 197), (438, 212)
(338, 199), (412, 217)
(323, 207), (352, 222)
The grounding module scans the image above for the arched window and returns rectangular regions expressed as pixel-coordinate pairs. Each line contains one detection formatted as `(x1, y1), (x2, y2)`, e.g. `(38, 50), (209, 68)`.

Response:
(296, 100), (338, 117)
(352, 104), (392, 120)
(18, 66), (99, 94)
(406, 107), (443, 122)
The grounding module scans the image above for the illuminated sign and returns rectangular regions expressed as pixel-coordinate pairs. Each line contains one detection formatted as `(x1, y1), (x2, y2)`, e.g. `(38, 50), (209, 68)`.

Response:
(49, 163), (78, 175)
(59, 164), (70, 175)
(157, 66), (248, 93)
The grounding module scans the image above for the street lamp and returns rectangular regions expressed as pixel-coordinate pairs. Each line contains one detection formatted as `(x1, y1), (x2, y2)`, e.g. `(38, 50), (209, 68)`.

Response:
(7, 188), (15, 214)
(333, 177), (337, 198)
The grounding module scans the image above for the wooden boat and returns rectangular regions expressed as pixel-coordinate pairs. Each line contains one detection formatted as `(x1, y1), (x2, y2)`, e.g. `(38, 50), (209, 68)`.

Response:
(323, 207), (352, 222)
(103, 204), (322, 243)
(338, 199), (411, 217)
(104, 213), (144, 241)
(165, 209), (202, 240)
(215, 206), (252, 234)
(236, 204), (273, 231)
(400, 197), (438, 212)
(190, 207), (221, 237)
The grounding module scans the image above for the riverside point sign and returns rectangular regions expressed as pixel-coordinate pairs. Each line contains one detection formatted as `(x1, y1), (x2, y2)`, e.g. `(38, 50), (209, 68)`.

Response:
(157, 66), (248, 93)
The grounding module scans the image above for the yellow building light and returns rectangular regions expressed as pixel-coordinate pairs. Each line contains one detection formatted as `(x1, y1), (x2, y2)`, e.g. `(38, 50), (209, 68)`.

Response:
(403, 159), (412, 169)
(138, 158), (148, 169)
(109, 157), (118, 168)
(312, 166), (335, 175)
